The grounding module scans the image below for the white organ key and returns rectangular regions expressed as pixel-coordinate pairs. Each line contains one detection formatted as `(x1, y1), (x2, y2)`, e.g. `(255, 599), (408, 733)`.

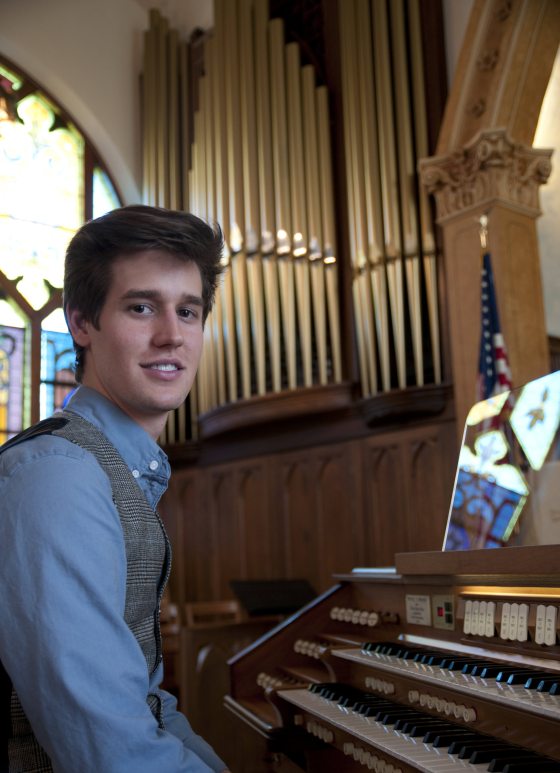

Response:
(500, 602), (511, 640)
(545, 605), (558, 646)
(517, 603), (529, 642)
(279, 688), (491, 772)
(463, 599), (473, 635)
(485, 600), (496, 637)
(535, 604), (546, 644)
(508, 603), (519, 641)
(477, 600), (487, 636)
(333, 646), (560, 722)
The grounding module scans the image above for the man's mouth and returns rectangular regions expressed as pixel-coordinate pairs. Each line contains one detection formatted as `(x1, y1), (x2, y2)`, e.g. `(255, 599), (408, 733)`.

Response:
(142, 362), (183, 372)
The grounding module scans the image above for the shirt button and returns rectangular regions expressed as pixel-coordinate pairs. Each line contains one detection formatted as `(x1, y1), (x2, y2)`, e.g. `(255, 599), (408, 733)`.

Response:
(149, 460), (159, 471)
(132, 469), (140, 478)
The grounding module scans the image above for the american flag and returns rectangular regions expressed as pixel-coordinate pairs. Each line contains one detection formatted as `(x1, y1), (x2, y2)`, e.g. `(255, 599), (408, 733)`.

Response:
(477, 252), (512, 401)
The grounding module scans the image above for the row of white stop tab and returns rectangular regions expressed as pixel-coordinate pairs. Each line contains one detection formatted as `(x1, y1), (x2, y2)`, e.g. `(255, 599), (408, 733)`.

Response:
(330, 607), (380, 626)
(342, 741), (403, 772)
(463, 600), (557, 645)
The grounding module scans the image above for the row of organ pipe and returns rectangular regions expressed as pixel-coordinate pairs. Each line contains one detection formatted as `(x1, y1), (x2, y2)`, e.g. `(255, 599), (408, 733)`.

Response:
(141, 0), (442, 444)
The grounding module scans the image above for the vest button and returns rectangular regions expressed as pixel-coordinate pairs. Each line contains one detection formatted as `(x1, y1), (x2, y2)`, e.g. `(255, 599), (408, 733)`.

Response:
(132, 469), (140, 478)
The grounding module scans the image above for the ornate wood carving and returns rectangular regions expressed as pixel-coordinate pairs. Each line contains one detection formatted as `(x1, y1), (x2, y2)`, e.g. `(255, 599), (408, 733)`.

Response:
(420, 127), (552, 223)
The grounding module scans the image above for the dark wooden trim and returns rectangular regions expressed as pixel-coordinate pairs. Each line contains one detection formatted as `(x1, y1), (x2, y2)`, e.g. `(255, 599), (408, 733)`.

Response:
(199, 382), (354, 439)
(359, 383), (450, 426)
(165, 382), (456, 467)
(396, 544), (560, 579)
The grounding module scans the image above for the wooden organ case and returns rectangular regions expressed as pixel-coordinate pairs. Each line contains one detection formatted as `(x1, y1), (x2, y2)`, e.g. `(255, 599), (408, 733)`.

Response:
(226, 545), (560, 772)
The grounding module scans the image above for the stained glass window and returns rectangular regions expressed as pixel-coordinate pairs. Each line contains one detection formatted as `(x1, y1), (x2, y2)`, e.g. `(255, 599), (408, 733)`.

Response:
(0, 57), (121, 439)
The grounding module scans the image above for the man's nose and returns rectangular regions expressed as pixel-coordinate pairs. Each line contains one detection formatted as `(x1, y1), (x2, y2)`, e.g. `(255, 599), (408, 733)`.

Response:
(153, 310), (184, 348)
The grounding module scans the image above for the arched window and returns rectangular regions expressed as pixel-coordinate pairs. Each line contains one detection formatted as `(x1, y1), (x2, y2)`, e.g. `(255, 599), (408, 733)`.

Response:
(0, 57), (121, 441)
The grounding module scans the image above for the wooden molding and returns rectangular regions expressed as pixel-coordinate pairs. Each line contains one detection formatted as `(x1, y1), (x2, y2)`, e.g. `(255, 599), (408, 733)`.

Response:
(198, 382), (354, 439)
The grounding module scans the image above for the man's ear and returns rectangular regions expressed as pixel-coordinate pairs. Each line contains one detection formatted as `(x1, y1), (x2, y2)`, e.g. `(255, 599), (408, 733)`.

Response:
(66, 308), (91, 347)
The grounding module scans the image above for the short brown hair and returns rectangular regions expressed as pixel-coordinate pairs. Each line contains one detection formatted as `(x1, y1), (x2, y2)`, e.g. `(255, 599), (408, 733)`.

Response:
(64, 205), (224, 381)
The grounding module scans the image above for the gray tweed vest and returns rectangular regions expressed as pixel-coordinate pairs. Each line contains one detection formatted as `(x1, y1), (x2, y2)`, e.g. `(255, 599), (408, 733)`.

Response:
(0, 412), (171, 773)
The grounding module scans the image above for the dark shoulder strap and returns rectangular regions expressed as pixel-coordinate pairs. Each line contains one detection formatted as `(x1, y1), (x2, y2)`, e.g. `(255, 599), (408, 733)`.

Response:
(0, 417), (69, 455)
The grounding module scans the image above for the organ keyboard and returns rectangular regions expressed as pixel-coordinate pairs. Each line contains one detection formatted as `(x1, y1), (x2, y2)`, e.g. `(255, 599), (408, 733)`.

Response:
(225, 546), (560, 772)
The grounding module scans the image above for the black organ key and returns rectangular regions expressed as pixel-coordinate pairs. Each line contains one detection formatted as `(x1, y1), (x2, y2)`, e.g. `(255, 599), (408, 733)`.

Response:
(422, 726), (477, 744)
(480, 665), (511, 678)
(470, 748), (541, 764)
(536, 677), (560, 693)
(450, 737), (508, 756)
(487, 750), (550, 771)
(428, 730), (483, 748)
(502, 761), (560, 772)
(462, 660), (501, 675)
(496, 668), (541, 683)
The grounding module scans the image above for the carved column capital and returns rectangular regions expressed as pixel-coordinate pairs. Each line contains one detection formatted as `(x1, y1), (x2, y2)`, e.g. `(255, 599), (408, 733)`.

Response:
(419, 128), (552, 223)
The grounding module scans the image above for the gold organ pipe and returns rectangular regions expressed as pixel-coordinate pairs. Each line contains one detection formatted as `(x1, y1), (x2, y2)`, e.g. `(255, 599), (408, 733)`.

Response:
(203, 38), (226, 406)
(316, 86), (341, 383)
(240, 0), (267, 396)
(372, 0), (406, 389)
(302, 66), (327, 385)
(224, 0), (252, 399)
(168, 29), (180, 209)
(199, 75), (219, 412)
(339, 3), (369, 394)
(156, 12), (169, 206)
(187, 167), (200, 436)
(355, 0), (390, 392)
(349, 3), (378, 395)
(286, 43), (313, 387)
(254, 0), (282, 392)
(391, 0), (423, 386)
(269, 18), (297, 389)
(179, 41), (189, 210)
(408, 0), (441, 384)
(212, 4), (238, 403)
(142, 24), (155, 205)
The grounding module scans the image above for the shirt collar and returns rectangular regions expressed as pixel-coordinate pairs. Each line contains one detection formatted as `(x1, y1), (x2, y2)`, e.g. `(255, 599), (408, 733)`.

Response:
(63, 386), (170, 482)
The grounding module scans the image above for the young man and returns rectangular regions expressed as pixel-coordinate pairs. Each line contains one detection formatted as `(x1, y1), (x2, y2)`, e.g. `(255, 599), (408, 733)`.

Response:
(0, 206), (230, 772)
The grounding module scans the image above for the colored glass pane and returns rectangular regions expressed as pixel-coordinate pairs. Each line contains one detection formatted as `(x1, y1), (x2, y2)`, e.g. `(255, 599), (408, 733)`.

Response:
(0, 325), (25, 441)
(93, 166), (120, 218)
(0, 92), (84, 310)
(0, 57), (121, 439)
(40, 308), (75, 418)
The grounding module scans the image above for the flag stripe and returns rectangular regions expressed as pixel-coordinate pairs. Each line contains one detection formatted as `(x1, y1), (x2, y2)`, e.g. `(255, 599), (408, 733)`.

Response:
(477, 252), (512, 402)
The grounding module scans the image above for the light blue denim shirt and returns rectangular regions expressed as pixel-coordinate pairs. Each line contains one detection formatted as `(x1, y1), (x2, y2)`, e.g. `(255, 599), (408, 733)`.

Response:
(0, 386), (224, 773)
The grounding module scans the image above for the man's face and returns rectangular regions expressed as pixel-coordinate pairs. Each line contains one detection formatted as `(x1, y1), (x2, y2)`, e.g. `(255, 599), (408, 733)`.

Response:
(67, 249), (204, 439)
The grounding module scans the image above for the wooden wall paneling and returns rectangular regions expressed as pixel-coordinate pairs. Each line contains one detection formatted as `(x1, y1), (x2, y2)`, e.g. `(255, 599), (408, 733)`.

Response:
(314, 440), (366, 589)
(233, 457), (284, 581)
(207, 465), (244, 599)
(361, 438), (408, 569)
(160, 468), (216, 604)
(277, 452), (319, 587)
(276, 440), (365, 593)
(204, 456), (277, 599)
(404, 422), (457, 553)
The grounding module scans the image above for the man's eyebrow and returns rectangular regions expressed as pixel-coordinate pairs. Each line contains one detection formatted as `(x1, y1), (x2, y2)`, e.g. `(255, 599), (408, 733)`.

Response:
(120, 289), (203, 306)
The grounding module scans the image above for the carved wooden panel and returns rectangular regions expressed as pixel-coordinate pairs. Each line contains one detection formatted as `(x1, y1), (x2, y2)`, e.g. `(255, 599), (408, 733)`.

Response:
(406, 425), (457, 552)
(362, 439), (408, 568)
(274, 440), (365, 592)
(161, 416), (457, 605)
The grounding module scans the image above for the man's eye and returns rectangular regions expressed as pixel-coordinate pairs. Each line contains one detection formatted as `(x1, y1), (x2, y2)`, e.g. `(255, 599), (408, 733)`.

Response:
(130, 304), (151, 314)
(178, 308), (196, 319)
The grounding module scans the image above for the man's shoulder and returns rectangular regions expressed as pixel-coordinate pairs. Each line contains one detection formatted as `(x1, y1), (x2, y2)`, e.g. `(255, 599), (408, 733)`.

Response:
(0, 428), (99, 477)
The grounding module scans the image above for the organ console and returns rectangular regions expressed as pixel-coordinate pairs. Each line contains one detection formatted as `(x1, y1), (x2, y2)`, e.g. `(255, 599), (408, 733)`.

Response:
(225, 372), (560, 771)
(226, 545), (560, 772)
